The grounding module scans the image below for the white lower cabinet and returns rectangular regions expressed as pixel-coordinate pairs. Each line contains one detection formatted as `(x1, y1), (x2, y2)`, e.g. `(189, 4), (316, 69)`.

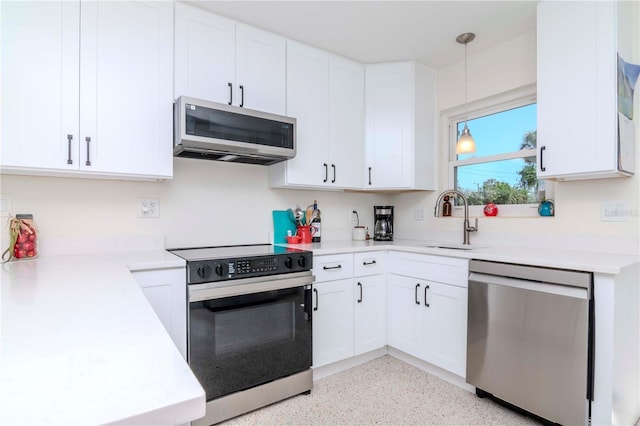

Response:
(353, 251), (387, 355)
(313, 252), (387, 367)
(312, 250), (468, 378)
(313, 278), (355, 367)
(387, 252), (468, 377)
(131, 268), (187, 360)
(312, 254), (354, 367)
(387, 274), (425, 357)
(354, 274), (387, 355)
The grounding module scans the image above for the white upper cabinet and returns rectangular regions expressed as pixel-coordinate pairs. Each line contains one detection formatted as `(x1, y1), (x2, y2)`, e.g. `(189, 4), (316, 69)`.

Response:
(364, 62), (437, 190)
(269, 41), (364, 189)
(537, 1), (635, 180)
(1, 1), (80, 171)
(174, 3), (286, 115)
(1, 1), (174, 180)
(329, 55), (365, 189)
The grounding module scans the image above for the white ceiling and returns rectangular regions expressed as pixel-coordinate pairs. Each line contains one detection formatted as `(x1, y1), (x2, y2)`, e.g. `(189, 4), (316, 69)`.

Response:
(183, 1), (539, 69)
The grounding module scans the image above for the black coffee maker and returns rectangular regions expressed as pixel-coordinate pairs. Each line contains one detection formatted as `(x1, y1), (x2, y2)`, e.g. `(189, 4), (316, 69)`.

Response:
(373, 206), (394, 241)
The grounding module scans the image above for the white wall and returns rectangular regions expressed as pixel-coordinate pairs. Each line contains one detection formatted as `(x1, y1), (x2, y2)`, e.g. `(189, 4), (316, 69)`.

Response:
(392, 24), (640, 255)
(2, 6), (639, 255)
(0, 159), (389, 253)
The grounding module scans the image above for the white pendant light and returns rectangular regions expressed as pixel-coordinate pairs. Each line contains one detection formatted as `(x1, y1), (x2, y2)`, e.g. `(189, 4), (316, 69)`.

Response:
(456, 32), (476, 155)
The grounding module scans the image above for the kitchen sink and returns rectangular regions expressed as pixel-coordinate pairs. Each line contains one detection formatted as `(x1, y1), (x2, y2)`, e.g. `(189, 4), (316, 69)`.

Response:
(424, 243), (483, 251)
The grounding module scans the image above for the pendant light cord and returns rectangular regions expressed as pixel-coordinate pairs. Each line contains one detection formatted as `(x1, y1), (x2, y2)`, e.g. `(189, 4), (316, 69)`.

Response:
(464, 41), (468, 127)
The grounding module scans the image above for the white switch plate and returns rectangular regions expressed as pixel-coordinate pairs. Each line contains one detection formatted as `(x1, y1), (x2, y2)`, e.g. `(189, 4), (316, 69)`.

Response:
(600, 200), (629, 222)
(415, 207), (425, 221)
(138, 198), (160, 218)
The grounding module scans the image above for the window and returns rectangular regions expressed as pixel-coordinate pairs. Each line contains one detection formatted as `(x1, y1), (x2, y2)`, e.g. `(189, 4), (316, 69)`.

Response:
(447, 86), (548, 216)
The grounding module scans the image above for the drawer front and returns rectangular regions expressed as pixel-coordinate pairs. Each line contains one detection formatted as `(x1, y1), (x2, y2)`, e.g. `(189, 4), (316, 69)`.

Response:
(313, 254), (354, 282)
(388, 251), (468, 287)
(353, 251), (386, 276)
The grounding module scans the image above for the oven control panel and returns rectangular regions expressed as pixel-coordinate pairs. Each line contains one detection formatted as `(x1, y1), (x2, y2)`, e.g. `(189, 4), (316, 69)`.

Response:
(186, 252), (313, 284)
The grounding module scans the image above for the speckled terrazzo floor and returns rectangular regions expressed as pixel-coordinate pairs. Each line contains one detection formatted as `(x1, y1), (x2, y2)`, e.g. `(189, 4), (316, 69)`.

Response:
(221, 355), (540, 425)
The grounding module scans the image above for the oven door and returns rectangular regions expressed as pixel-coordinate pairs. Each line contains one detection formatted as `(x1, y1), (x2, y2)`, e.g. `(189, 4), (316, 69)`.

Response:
(188, 272), (313, 402)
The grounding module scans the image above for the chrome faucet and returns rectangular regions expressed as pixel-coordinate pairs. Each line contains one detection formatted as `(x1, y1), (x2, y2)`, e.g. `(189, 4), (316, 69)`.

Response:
(434, 189), (478, 245)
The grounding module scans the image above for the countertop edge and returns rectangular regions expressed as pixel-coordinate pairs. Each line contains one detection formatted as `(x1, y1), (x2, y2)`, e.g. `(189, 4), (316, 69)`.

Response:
(279, 240), (640, 275)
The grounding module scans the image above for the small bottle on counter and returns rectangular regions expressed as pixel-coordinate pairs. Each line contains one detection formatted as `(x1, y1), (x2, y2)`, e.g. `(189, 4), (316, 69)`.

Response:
(312, 200), (321, 243)
(442, 196), (452, 217)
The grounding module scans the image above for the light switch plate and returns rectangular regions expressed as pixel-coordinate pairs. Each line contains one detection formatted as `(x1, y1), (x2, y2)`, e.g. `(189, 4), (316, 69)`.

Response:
(415, 207), (426, 221)
(600, 200), (630, 222)
(0, 194), (12, 217)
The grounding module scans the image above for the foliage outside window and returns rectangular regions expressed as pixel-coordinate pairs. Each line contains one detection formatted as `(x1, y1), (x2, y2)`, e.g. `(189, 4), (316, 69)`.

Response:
(449, 99), (544, 214)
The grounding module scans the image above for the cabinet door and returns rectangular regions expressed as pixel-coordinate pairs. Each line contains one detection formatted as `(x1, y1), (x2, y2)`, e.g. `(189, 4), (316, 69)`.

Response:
(421, 281), (467, 377)
(80, 1), (173, 177)
(312, 279), (354, 367)
(131, 269), (188, 359)
(1, 1), (80, 170)
(354, 275), (386, 355)
(174, 2), (235, 104)
(365, 62), (413, 188)
(328, 55), (364, 188)
(283, 41), (330, 186)
(386, 274), (423, 358)
(235, 24), (286, 115)
(537, 1), (627, 179)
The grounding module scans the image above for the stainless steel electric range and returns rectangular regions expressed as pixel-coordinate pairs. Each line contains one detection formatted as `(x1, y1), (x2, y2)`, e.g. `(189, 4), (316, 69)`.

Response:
(168, 244), (314, 425)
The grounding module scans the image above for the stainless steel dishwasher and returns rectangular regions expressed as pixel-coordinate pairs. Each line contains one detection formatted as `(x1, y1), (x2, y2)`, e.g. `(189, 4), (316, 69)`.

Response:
(467, 260), (594, 426)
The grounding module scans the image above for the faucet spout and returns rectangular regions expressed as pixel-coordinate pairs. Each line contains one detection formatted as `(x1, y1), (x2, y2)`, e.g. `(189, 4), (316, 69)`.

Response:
(434, 189), (478, 245)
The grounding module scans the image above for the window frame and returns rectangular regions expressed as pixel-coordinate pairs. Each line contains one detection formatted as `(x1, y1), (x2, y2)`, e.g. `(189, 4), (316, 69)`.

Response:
(444, 84), (548, 218)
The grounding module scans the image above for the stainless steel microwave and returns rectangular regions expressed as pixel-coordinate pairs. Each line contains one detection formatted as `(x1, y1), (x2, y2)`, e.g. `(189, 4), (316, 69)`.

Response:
(173, 96), (296, 165)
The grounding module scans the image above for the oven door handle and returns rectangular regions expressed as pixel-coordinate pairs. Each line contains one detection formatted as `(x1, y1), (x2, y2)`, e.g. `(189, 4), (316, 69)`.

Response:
(189, 272), (314, 302)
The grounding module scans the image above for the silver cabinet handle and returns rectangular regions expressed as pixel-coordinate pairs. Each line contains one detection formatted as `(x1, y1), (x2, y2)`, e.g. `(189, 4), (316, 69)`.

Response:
(540, 146), (546, 172)
(239, 84), (244, 107)
(331, 164), (336, 183)
(67, 134), (73, 165)
(363, 260), (377, 266)
(357, 282), (363, 303)
(415, 283), (420, 305)
(228, 82), (233, 105)
(323, 163), (328, 183)
(368, 167), (372, 185)
(85, 137), (91, 166)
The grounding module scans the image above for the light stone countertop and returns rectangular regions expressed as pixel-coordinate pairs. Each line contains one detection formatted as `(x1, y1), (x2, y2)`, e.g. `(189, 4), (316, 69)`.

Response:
(2, 241), (637, 425)
(0, 250), (205, 426)
(282, 239), (640, 275)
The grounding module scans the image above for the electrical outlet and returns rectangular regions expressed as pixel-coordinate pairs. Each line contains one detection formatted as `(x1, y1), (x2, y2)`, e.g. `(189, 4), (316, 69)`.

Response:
(138, 198), (160, 218)
(415, 207), (426, 221)
(0, 194), (12, 217)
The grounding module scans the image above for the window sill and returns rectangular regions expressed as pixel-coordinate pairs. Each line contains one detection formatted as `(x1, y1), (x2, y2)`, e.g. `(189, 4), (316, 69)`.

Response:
(449, 204), (548, 218)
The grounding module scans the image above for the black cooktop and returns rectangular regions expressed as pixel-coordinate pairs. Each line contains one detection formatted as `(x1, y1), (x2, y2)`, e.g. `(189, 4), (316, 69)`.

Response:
(168, 244), (308, 262)
(167, 244), (313, 284)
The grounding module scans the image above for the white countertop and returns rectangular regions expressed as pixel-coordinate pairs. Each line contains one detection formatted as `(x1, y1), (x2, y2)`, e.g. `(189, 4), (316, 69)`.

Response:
(0, 251), (205, 425)
(283, 239), (640, 275)
(2, 240), (637, 425)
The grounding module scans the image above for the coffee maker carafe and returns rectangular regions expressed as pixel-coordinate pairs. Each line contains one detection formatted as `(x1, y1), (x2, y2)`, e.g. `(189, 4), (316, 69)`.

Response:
(373, 206), (394, 241)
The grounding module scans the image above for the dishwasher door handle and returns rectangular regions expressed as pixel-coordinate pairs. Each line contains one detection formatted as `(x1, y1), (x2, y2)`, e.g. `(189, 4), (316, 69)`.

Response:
(469, 272), (588, 300)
